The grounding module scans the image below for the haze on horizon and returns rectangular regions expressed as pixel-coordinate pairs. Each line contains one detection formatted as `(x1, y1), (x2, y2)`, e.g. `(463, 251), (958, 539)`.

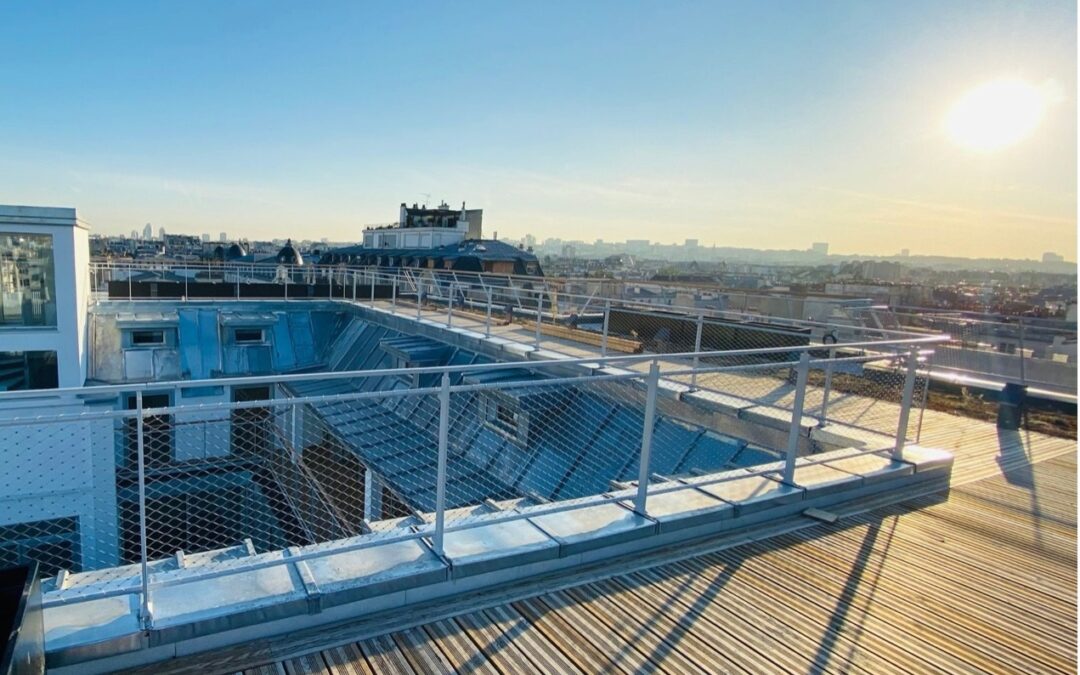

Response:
(0, 1), (1075, 261)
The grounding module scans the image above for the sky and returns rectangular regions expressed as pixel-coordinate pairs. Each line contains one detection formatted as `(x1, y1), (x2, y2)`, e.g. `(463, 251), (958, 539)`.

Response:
(0, 1), (1076, 260)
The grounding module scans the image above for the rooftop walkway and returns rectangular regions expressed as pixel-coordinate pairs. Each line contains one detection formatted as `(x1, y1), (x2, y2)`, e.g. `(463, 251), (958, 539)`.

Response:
(130, 396), (1076, 674)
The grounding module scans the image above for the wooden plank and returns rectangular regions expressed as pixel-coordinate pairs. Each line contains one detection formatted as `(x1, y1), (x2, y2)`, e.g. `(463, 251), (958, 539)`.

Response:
(322, 644), (374, 675)
(480, 605), (583, 674)
(512, 595), (636, 674)
(359, 634), (417, 674)
(392, 627), (457, 674)
(453, 610), (544, 675)
(244, 664), (287, 675)
(420, 620), (500, 675)
(283, 653), (329, 675)
(559, 584), (736, 674)
(534, 591), (669, 674)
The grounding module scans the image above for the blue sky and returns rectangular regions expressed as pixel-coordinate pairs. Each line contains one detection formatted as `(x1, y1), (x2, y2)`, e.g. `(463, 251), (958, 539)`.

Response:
(0, 1), (1075, 259)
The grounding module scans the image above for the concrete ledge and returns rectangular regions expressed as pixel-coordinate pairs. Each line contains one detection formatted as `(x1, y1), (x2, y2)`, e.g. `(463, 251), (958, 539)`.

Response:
(623, 486), (734, 533)
(742, 405), (819, 436)
(896, 444), (955, 473)
(683, 469), (804, 516)
(820, 448), (914, 485)
(682, 390), (754, 417)
(749, 460), (863, 498)
(298, 537), (448, 608)
(529, 502), (655, 555)
(436, 518), (558, 578)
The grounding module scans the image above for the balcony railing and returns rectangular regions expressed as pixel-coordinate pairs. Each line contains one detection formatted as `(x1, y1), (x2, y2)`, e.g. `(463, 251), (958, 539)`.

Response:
(0, 322), (943, 629)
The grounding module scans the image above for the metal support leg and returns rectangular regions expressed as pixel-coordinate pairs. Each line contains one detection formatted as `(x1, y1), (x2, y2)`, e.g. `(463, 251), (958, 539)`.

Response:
(782, 352), (811, 485)
(820, 346), (836, 426)
(135, 392), (151, 628)
(433, 372), (450, 555)
(391, 276), (397, 313)
(690, 312), (704, 389)
(634, 361), (661, 515)
(485, 287), (493, 336)
(601, 300), (611, 357)
(535, 293), (543, 347)
(894, 349), (919, 460)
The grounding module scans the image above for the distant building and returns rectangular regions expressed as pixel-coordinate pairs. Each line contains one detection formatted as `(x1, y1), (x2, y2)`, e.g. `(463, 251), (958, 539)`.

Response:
(900, 248), (910, 257)
(811, 242), (829, 256)
(201, 233), (210, 243)
(1043, 252), (1065, 263)
(158, 226), (166, 240)
(219, 232), (227, 242)
(143, 223), (153, 241)
(363, 201), (482, 250)
(685, 239), (699, 248)
(322, 239), (542, 276)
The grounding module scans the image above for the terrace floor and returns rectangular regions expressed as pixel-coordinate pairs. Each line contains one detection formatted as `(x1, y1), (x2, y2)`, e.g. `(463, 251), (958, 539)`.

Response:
(129, 381), (1076, 674)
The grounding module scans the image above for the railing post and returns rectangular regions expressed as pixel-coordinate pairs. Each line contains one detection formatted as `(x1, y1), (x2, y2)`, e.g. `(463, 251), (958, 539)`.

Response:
(916, 349), (933, 444)
(1017, 318), (1026, 385)
(601, 300), (611, 357)
(417, 286), (423, 320)
(235, 266), (240, 300)
(485, 287), (493, 336)
(183, 264), (188, 299)
(128, 272), (132, 301)
(391, 275), (397, 313)
(782, 352), (811, 485)
(446, 283), (454, 327)
(352, 270), (357, 301)
(820, 346), (836, 426)
(290, 402), (298, 451)
(634, 361), (661, 515)
(433, 372), (450, 556)
(370, 271), (376, 303)
(135, 391), (151, 628)
(894, 348), (919, 460)
(535, 291), (543, 347)
(690, 312), (704, 389)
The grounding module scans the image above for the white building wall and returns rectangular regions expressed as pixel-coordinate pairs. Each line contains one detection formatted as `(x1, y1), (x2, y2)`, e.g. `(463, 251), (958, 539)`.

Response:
(0, 206), (91, 388)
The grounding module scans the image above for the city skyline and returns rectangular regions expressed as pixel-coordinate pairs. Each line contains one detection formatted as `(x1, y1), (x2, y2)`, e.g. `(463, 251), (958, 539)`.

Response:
(1, 1), (1076, 260)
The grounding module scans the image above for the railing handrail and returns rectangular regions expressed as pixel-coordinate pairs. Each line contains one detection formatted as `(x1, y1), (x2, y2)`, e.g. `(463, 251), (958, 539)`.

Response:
(0, 332), (947, 403)
(87, 261), (935, 340)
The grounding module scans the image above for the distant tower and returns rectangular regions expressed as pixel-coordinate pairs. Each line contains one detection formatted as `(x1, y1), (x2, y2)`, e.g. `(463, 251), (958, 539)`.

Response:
(131, 230), (138, 240)
(219, 232), (228, 242)
(143, 223), (153, 240)
(158, 226), (166, 240)
(201, 233), (210, 243)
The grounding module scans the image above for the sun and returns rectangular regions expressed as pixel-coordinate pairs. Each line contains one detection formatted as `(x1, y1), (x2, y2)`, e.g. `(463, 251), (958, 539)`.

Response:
(945, 78), (1057, 152)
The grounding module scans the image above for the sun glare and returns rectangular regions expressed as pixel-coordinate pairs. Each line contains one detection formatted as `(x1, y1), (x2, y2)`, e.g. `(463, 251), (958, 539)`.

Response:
(945, 78), (1059, 152)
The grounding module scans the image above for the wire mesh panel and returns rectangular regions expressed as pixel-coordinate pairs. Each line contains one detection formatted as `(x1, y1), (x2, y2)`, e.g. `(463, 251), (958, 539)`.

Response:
(0, 411), (143, 601)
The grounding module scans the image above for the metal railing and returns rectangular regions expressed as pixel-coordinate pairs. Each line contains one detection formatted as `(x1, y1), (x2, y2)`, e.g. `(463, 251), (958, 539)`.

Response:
(87, 261), (931, 351)
(0, 326), (941, 626)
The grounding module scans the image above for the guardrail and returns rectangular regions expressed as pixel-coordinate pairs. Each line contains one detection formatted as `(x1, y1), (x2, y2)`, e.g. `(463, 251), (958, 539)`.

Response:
(87, 261), (930, 351)
(0, 332), (941, 625)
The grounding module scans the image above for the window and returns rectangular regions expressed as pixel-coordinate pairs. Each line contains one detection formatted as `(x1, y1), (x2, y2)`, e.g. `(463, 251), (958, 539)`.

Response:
(0, 350), (58, 391)
(233, 328), (264, 344)
(494, 404), (518, 433)
(0, 233), (56, 327)
(131, 329), (165, 346)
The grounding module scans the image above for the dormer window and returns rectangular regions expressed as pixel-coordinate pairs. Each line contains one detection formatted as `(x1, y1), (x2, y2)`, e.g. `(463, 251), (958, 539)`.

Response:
(130, 329), (166, 346)
(233, 328), (265, 344)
